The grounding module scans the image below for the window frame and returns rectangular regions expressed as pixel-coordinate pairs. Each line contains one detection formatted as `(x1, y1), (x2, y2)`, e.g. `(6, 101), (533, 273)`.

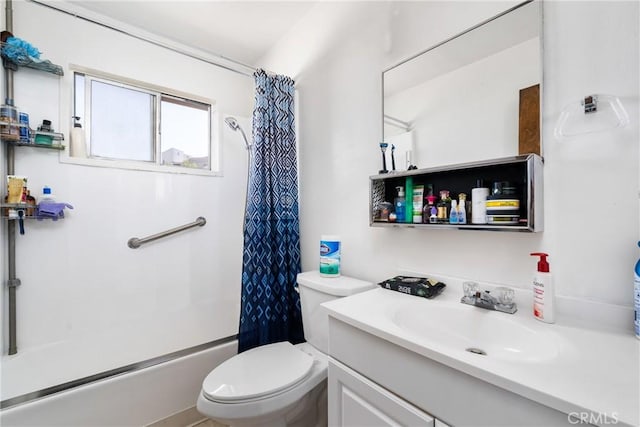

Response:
(63, 65), (221, 177)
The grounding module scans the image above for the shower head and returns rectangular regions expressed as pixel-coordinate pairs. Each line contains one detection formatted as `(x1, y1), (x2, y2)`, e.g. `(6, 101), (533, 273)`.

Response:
(224, 116), (251, 150)
(224, 116), (240, 131)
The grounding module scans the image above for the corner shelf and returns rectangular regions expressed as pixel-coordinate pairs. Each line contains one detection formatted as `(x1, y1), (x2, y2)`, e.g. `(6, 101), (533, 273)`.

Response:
(369, 154), (544, 232)
(2, 29), (66, 355)
(1, 41), (64, 76)
(4, 140), (65, 150)
(1, 120), (65, 149)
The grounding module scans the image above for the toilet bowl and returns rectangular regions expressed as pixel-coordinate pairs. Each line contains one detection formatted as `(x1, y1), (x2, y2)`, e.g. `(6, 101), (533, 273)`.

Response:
(197, 271), (374, 427)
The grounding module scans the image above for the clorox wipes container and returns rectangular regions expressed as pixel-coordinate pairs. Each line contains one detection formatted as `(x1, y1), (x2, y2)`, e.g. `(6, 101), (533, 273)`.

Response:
(320, 235), (341, 277)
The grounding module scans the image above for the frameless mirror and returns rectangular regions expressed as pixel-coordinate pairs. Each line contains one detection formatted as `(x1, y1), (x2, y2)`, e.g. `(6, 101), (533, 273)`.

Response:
(383, 1), (541, 170)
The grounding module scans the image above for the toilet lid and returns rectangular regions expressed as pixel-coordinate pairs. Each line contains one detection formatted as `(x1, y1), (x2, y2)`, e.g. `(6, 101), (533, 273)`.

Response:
(202, 341), (313, 403)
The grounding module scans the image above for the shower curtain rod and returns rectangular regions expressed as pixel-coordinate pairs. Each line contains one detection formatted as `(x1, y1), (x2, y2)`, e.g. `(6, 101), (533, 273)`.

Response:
(27, 0), (271, 79)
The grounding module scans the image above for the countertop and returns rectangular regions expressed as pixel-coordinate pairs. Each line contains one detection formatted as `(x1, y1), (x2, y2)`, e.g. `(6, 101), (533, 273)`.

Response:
(323, 283), (640, 427)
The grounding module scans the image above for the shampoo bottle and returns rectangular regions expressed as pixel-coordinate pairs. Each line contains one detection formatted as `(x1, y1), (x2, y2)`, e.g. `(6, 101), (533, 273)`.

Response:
(70, 116), (87, 158)
(530, 252), (555, 323)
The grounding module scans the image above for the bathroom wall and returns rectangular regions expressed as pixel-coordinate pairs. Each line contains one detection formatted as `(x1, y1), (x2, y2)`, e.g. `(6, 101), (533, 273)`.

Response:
(260, 1), (639, 312)
(1, 0), (251, 408)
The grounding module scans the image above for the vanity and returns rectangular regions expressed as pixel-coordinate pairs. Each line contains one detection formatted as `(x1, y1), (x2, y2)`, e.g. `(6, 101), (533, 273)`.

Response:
(323, 283), (639, 427)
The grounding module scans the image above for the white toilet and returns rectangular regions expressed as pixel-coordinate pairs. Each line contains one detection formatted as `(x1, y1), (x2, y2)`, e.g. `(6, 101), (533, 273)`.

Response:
(197, 271), (374, 427)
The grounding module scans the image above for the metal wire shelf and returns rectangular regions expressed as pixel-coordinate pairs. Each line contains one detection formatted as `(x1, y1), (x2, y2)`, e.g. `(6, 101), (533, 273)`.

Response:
(1, 41), (63, 76)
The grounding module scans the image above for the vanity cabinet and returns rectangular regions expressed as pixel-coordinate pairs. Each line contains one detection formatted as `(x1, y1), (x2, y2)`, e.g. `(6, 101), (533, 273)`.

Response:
(370, 154), (543, 232)
(327, 317), (576, 427)
(328, 358), (434, 426)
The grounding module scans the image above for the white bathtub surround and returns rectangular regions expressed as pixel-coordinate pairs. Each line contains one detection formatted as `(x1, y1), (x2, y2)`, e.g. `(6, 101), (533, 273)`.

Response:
(323, 280), (639, 427)
(0, 341), (237, 427)
(2, 0), (248, 408)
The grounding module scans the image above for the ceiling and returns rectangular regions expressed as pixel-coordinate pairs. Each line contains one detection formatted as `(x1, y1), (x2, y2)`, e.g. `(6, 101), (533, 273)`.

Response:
(67, 1), (318, 66)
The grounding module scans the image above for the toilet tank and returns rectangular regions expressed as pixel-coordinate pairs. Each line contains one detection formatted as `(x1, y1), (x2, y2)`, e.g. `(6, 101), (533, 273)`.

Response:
(297, 271), (374, 354)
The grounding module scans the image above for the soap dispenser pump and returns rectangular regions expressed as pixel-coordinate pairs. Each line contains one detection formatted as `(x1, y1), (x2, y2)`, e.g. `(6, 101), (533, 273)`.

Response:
(530, 252), (555, 323)
(394, 186), (406, 223)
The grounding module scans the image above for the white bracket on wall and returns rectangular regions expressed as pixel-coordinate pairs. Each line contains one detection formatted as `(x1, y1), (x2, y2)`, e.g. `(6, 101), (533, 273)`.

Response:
(554, 94), (629, 140)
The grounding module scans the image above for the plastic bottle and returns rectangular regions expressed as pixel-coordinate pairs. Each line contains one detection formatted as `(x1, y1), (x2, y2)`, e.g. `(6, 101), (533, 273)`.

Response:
(70, 116), (87, 158)
(412, 185), (424, 224)
(530, 252), (555, 323)
(320, 235), (341, 277)
(40, 186), (56, 204)
(405, 177), (413, 223)
(471, 180), (489, 224)
(634, 242), (640, 339)
(394, 186), (406, 223)
(437, 190), (450, 223)
(0, 100), (20, 141)
(422, 195), (434, 224)
(458, 198), (467, 224)
(449, 200), (459, 224)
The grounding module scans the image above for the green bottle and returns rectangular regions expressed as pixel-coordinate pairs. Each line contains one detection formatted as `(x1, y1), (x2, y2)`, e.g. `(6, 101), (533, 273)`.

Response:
(405, 177), (413, 223)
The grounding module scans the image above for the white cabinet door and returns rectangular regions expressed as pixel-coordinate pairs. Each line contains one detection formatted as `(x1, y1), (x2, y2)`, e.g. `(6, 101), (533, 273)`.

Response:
(328, 358), (434, 427)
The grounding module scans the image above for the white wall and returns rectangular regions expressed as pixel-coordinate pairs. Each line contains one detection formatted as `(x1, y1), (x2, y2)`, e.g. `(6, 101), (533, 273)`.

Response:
(1, 1), (252, 402)
(260, 1), (639, 313)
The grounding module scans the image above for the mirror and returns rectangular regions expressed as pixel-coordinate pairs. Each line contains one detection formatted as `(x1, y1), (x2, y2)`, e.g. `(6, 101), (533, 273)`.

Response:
(383, 1), (541, 170)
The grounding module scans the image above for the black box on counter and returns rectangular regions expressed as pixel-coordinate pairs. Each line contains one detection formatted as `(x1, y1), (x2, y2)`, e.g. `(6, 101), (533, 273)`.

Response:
(378, 276), (446, 299)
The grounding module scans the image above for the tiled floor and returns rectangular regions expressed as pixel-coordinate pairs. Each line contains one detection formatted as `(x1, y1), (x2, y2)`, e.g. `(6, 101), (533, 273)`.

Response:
(191, 419), (225, 427)
(146, 407), (227, 427)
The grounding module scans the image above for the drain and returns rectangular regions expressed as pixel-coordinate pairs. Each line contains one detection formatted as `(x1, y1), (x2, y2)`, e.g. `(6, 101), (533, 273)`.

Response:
(466, 347), (487, 356)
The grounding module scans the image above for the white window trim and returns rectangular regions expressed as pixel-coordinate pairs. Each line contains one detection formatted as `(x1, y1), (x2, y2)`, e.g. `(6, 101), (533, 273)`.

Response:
(59, 64), (222, 177)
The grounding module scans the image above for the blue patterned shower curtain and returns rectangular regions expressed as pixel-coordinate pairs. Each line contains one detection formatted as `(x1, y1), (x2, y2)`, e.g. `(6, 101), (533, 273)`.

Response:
(238, 69), (304, 353)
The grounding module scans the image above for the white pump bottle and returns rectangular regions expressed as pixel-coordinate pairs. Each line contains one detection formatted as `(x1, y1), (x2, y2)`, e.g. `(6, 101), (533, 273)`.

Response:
(70, 116), (87, 158)
(531, 252), (555, 323)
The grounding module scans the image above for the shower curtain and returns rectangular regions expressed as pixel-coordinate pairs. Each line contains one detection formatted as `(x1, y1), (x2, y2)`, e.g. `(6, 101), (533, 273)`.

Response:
(238, 69), (304, 353)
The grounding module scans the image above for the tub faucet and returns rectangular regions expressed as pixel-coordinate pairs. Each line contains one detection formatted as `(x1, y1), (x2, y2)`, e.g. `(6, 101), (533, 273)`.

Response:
(461, 282), (517, 314)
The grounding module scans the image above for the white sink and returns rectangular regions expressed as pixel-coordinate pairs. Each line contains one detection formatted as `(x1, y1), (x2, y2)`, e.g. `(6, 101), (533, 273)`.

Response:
(391, 302), (560, 362)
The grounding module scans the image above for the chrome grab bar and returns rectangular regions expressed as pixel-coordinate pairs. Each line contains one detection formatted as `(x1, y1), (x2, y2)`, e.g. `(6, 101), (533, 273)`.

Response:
(128, 216), (206, 249)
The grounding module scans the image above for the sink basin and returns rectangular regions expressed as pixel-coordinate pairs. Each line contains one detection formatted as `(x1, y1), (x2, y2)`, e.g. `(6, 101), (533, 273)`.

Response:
(392, 303), (560, 362)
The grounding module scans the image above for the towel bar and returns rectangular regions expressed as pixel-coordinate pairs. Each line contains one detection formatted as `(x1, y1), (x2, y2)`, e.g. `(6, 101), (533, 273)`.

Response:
(128, 216), (206, 249)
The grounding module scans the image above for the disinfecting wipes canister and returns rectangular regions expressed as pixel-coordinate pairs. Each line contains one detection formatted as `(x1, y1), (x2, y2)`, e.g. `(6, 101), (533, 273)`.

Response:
(320, 235), (341, 277)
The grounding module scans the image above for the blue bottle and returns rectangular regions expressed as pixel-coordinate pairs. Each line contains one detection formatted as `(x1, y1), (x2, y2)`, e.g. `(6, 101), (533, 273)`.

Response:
(635, 242), (640, 339)
(449, 200), (459, 224)
(394, 186), (406, 223)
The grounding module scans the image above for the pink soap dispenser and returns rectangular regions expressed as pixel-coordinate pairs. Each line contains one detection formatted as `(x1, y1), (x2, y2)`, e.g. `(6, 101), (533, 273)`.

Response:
(530, 252), (555, 323)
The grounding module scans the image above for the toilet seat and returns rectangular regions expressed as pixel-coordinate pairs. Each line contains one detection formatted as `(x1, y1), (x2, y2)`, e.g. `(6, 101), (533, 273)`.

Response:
(202, 341), (314, 403)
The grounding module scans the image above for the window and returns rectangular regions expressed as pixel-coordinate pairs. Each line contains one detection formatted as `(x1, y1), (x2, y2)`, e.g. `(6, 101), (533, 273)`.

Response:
(73, 71), (214, 173)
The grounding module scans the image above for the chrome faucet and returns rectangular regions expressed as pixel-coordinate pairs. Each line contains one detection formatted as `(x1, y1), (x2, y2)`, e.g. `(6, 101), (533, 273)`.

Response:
(460, 282), (517, 314)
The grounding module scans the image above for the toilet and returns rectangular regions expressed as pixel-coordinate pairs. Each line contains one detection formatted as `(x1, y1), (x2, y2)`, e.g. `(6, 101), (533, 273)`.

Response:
(197, 271), (374, 427)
